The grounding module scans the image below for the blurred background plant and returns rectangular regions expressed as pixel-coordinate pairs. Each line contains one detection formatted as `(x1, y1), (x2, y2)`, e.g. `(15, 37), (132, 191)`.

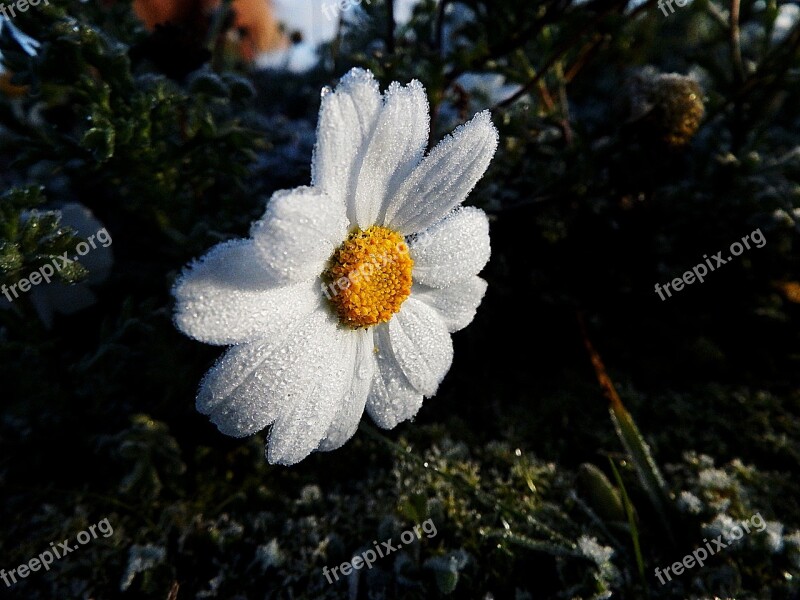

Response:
(1, 0), (799, 597)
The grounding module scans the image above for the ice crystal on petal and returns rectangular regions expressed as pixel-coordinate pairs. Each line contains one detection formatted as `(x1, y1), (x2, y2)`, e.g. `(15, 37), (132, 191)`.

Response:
(174, 68), (497, 464)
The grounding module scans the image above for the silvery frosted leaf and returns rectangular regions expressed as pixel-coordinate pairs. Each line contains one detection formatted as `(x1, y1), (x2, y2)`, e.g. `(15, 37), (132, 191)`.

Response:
(120, 544), (166, 591)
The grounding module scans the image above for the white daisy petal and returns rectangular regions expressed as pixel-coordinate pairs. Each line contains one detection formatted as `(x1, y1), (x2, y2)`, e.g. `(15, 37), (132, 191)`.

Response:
(412, 277), (488, 332)
(367, 329), (424, 429)
(312, 68), (382, 207)
(410, 207), (490, 288)
(386, 297), (453, 396)
(175, 68), (498, 465)
(197, 343), (288, 438)
(173, 240), (321, 345)
(318, 329), (376, 452)
(251, 187), (348, 284)
(352, 80), (430, 228)
(195, 315), (300, 422)
(266, 313), (358, 465)
(197, 308), (338, 438)
(384, 110), (498, 234)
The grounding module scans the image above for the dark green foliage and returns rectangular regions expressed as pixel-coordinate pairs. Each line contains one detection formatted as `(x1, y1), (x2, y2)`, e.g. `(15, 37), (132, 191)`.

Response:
(0, 186), (87, 286)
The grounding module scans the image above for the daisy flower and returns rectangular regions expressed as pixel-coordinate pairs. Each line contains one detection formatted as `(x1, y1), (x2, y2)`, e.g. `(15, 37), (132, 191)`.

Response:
(173, 68), (498, 465)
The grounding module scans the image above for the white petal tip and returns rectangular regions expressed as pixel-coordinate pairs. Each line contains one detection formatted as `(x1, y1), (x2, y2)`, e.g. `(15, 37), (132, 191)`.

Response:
(266, 444), (313, 467)
(338, 67), (379, 92)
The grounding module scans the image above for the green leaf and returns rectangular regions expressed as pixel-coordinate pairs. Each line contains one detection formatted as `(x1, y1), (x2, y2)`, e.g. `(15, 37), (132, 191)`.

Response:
(424, 550), (469, 595)
(608, 458), (646, 588)
(0, 242), (23, 273)
(577, 463), (626, 523)
(189, 72), (230, 98)
(609, 402), (672, 536)
(82, 124), (116, 162)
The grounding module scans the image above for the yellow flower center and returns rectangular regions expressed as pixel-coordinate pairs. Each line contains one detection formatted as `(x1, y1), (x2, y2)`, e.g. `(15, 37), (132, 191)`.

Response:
(324, 226), (413, 328)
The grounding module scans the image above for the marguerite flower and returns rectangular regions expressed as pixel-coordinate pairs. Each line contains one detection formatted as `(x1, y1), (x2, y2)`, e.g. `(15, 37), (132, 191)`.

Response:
(173, 68), (498, 465)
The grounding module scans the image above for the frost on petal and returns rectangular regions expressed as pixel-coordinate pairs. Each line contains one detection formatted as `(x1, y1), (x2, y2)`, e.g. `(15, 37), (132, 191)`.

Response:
(251, 186), (348, 284)
(265, 312), (358, 465)
(173, 240), (320, 346)
(412, 277), (488, 333)
(197, 309), (350, 453)
(384, 110), (498, 234)
(367, 326), (424, 429)
(351, 79), (430, 228)
(312, 68), (381, 207)
(386, 297), (453, 397)
(318, 329), (376, 452)
(196, 323), (301, 437)
(175, 69), (496, 466)
(410, 207), (490, 288)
